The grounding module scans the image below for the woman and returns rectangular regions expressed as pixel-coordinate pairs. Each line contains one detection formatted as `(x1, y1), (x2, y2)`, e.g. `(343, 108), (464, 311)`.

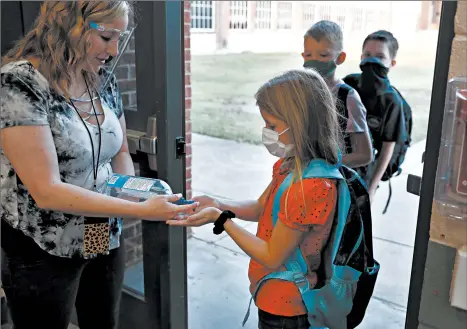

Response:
(0, 2), (197, 329)
(169, 69), (342, 329)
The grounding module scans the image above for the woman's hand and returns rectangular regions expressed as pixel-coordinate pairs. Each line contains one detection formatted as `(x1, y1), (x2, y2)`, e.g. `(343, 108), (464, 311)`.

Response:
(140, 194), (199, 221)
(166, 207), (222, 227)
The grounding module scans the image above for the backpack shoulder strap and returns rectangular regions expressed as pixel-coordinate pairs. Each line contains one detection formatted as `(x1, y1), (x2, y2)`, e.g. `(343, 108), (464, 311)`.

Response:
(336, 84), (351, 118)
(343, 73), (361, 91)
(337, 83), (352, 104)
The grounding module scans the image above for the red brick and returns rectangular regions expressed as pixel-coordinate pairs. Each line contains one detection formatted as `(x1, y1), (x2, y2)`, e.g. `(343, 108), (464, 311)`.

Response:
(121, 93), (130, 107)
(121, 51), (136, 65)
(183, 0), (192, 203)
(186, 178), (192, 192)
(115, 65), (129, 80)
(185, 131), (192, 144)
(185, 143), (192, 156)
(185, 86), (191, 98)
(184, 37), (191, 50)
(119, 79), (137, 91)
(185, 100), (192, 113)
(123, 224), (135, 238)
(184, 49), (191, 62)
(185, 74), (191, 86)
(184, 11), (191, 25)
(128, 36), (135, 51)
(129, 65), (136, 79)
(185, 61), (191, 73)
(135, 221), (142, 235)
(185, 155), (192, 168)
(185, 120), (192, 134)
(129, 92), (137, 107)
(125, 248), (136, 265)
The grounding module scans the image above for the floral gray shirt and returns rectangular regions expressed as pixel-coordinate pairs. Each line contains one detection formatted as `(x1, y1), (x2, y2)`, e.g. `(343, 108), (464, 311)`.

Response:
(1, 60), (124, 258)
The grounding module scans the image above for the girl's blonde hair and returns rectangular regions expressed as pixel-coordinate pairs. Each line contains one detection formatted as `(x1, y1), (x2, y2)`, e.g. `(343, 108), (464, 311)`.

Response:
(2, 1), (132, 98)
(255, 69), (343, 216)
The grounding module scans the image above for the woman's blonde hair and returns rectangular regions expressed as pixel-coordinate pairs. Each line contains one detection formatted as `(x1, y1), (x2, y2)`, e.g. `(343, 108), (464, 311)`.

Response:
(2, 1), (132, 98)
(255, 69), (343, 215)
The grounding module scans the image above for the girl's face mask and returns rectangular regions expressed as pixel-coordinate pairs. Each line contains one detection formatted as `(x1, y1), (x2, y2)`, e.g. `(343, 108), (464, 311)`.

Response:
(262, 127), (295, 158)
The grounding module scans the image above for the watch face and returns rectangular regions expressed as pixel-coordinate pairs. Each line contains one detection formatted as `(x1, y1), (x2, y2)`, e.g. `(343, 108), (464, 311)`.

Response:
(455, 90), (467, 195)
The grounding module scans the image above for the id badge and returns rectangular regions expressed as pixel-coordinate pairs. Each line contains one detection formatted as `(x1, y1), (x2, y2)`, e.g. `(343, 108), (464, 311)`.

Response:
(83, 217), (110, 258)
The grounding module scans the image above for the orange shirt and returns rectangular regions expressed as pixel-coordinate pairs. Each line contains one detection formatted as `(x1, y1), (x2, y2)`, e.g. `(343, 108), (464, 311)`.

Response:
(248, 159), (337, 316)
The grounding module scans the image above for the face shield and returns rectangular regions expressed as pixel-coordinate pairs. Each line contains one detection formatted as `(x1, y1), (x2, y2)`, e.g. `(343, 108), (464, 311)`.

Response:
(88, 22), (137, 94)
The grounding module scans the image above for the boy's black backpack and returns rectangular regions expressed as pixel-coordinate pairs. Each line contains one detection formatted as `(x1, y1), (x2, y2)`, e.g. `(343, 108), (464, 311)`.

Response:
(344, 74), (413, 213)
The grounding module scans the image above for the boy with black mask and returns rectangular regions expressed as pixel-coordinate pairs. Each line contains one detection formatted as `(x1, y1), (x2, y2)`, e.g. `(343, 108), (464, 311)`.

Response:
(344, 31), (410, 205)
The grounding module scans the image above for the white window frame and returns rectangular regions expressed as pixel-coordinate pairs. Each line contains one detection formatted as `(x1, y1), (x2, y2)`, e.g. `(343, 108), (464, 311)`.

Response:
(191, 1), (216, 32)
(255, 1), (272, 30)
(229, 1), (248, 30)
(277, 1), (293, 30)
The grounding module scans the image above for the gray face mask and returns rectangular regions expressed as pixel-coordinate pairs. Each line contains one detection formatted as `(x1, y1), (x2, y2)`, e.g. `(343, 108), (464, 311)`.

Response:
(262, 127), (295, 158)
(303, 58), (337, 78)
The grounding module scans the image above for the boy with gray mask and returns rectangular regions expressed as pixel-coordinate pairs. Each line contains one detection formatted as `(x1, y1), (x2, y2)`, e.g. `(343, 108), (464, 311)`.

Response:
(302, 20), (373, 170)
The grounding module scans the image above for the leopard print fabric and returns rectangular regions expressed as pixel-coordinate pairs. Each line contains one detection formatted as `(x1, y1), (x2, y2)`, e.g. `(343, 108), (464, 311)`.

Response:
(83, 223), (111, 258)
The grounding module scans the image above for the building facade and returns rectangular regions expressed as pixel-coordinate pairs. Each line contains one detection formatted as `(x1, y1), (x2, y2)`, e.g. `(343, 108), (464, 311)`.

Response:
(190, 1), (442, 55)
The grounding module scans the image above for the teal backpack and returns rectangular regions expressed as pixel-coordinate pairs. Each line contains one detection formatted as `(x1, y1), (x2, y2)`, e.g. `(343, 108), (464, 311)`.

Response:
(242, 159), (380, 329)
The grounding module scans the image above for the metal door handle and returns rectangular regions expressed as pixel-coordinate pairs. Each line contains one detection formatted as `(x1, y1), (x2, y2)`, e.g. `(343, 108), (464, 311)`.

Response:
(126, 116), (158, 171)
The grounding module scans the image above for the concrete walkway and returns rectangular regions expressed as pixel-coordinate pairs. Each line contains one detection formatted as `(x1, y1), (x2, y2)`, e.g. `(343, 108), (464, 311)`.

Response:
(187, 133), (426, 329)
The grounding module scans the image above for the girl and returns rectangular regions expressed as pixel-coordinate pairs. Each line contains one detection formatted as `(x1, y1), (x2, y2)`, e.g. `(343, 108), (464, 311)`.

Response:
(169, 69), (343, 329)
(1, 2), (197, 328)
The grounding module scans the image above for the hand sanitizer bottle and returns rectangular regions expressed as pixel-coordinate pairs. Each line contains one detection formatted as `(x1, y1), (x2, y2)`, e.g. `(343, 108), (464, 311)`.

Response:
(104, 174), (195, 206)
(105, 174), (173, 201)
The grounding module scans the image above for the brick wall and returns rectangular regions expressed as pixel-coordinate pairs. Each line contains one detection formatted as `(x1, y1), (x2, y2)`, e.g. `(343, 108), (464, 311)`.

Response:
(185, 0), (193, 201)
(117, 2), (193, 268)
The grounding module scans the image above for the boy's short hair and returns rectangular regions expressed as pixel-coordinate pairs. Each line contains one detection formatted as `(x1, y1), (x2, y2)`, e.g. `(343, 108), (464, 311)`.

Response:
(304, 20), (343, 52)
(362, 30), (399, 59)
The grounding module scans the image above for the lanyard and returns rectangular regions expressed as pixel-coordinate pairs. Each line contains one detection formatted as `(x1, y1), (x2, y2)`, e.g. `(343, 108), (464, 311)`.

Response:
(69, 72), (102, 191)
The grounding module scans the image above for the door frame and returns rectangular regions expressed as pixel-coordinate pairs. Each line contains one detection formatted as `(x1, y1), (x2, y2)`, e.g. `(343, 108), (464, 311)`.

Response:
(405, 2), (458, 328)
(119, 1), (188, 329)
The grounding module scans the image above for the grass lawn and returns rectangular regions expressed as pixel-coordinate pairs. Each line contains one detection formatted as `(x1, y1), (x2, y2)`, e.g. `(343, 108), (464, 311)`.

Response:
(191, 52), (436, 145)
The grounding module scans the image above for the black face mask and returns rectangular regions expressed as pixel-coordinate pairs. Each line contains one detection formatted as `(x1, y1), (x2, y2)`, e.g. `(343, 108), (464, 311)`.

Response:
(359, 57), (390, 95)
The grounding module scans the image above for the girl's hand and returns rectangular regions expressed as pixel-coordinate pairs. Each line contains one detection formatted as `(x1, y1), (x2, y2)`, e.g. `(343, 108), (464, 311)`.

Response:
(192, 195), (221, 212)
(166, 207), (222, 227)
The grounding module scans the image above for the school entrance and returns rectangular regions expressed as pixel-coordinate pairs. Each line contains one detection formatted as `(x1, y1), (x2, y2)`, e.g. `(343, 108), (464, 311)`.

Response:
(1, 1), (464, 329)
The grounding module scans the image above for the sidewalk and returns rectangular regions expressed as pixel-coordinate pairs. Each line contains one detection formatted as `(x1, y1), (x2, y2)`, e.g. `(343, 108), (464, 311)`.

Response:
(187, 133), (426, 329)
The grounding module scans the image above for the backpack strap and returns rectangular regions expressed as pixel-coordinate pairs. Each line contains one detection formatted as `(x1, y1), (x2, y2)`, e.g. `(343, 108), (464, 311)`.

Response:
(336, 84), (353, 154)
(343, 73), (361, 91)
(242, 159), (353, 327)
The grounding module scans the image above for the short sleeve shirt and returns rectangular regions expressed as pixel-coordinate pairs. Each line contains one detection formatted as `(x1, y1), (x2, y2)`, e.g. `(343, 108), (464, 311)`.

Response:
(1, 60), (124, 258)
(248, 159), (337, 316)
(330, 79), (369, 134)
